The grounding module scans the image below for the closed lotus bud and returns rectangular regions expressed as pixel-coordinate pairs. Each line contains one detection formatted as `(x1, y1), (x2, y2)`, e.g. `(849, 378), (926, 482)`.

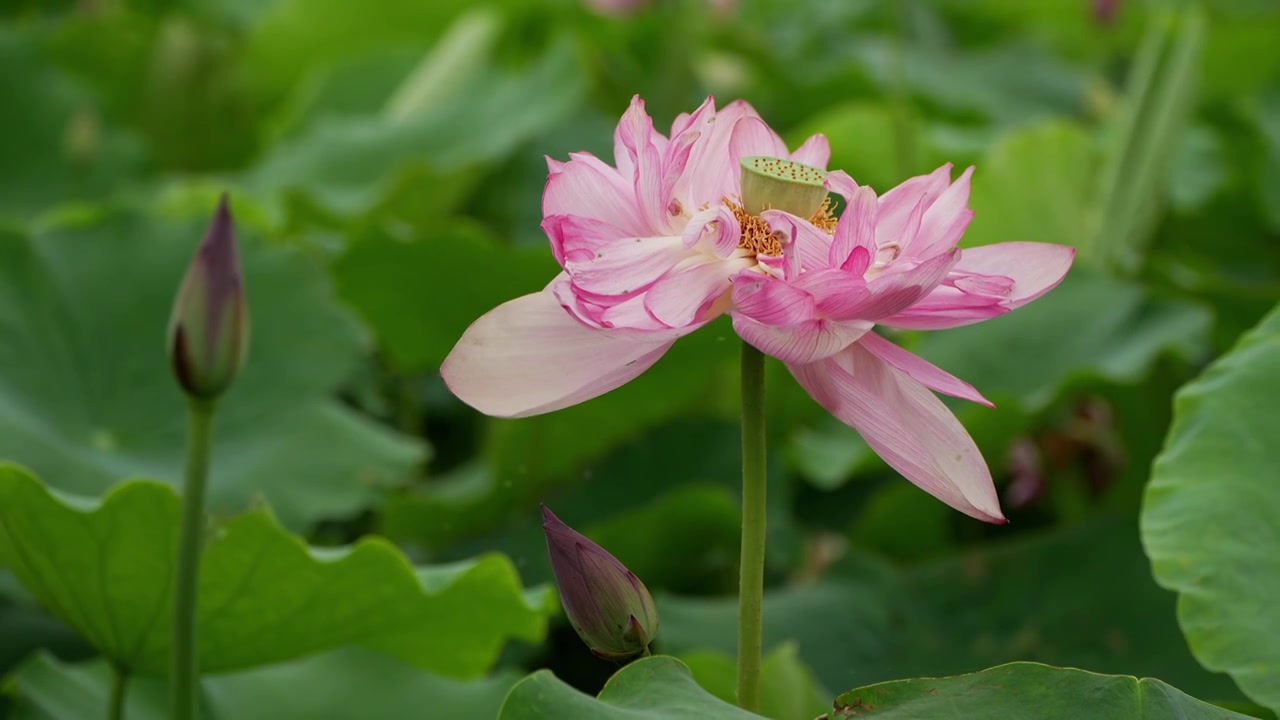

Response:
(541, 505), (658, 660)
(168, 193), (249, 400)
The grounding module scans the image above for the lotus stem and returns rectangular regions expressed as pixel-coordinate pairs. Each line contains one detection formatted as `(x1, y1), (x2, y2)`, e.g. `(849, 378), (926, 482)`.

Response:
(171, 397), (217, 720)
(736, 341), (768, 712)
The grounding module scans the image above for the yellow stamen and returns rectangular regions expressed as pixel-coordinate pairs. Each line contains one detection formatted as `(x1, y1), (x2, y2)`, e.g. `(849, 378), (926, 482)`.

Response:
(809, 197), (838, 233)
(728, 198), (783, 256)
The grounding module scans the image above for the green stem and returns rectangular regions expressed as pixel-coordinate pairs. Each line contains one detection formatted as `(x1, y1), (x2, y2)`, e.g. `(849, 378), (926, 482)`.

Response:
(735, 342), (767, 712)
(108, 663), (128, 720)
(171, 397), (217, 720)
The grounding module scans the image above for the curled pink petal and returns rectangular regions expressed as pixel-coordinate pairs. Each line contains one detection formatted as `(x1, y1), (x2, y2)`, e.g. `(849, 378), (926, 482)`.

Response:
(945, 242), (1076, 310)
(908, 166), (974, 260)
(840, 248), (959, 320)
(881, 242), (1075, 330)
(441, 289), (678, 418)
(732, 272), (814, 324)
(790, 344), (1005, 523)
(875, 163), (951, 250)
(823, 170), (858, 201)
(543, 158), (646, 238)
(565, 235), (687, 296)
(734, 315), (871, 365)
(645, 256), (750, 327)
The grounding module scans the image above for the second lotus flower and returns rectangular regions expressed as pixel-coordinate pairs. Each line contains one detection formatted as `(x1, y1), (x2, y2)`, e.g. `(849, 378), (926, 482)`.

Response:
(442, 96), (1075, 523)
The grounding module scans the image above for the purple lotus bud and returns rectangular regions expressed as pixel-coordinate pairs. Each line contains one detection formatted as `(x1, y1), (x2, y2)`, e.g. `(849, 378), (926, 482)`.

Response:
(541, 505), (658, 660)
(167, 193), (249, 400)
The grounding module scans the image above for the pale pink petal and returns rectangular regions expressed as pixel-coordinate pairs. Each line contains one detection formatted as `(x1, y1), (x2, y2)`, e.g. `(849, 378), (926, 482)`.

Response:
(792, 269), (868, 318)
(543, 158), (646, 237)
(683, 99), (755, 204)
(823, 170), (858, 201)
(839, 249), (959, 320)
(551, 273), (608, 328)
(788, 134), (831, 169)
(670, 96), (715, 140)
(728, 116), (788, 178)
(946, 242), (1076, 309)
(441, 290), (677, 418)
(644, 256), (747, 327)
(542, 214), (629, 266)
(876, 164), (951, 249)
(683, 204), (740, 257)
(881, 243), (1075, 330)
(566, 235), (687, 296)
(731, 272), (814, 324)
(734, 315), (871, 365)
(761, 210), (830, 279)
(857, 332), (993, 407)
(600, 292), (666, 331)
(908, 166), (974, 259)
(829, 186), (877, 273)
(789, 345), (1005, 523)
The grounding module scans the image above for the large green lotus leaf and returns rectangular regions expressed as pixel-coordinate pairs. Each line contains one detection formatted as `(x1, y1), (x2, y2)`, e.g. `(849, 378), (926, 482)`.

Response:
(382, 329), (741, 550)
(10, 650), (520, 720)
(333, 220), (557, 372)
(0, 28), (144, 221)
(1142, 302), (1280, 712)
(680, 643), (829, 720)
(242, 0), (535, 97)
(498, 656), (763, 720)
(0, 210), (423, 530)
(243, 36), (585, 218)
(828, 662), (1255, 720)
(785, 103), (927, 194)
(1251, 90), (1280, 231)
(962, 120), (1095, 250)
(0, 466), (551, 676)
(788, 270), (1210, 488)
(659, 516), (1243, 705)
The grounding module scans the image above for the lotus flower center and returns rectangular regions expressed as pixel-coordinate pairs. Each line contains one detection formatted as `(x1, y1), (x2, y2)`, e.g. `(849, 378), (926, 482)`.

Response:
(727, 196), (838, 258)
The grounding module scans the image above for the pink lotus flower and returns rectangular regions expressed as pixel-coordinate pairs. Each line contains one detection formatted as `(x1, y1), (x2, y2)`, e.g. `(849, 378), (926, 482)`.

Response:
(442, 95), (829, 416)
(729, 166), (1074, 522)
(442, 95), (1075, 524)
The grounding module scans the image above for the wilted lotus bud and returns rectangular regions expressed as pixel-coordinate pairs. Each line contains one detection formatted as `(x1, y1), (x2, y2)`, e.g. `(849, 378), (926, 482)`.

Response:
(541, 505), (658, 660)
(168, 193), (249, 400)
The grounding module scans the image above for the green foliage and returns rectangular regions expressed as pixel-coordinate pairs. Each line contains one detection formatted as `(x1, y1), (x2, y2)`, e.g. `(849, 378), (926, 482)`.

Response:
(498, 656), (764, 720)
(0, 465), (551, 677)
(2, 0), (1279, 715)
(10, 650), (520, 720)
(681, 644), (829, 720)
(829, 662), (1256, 719)
(1142, 302), (1280, 714)
(0, 211), (424, 530)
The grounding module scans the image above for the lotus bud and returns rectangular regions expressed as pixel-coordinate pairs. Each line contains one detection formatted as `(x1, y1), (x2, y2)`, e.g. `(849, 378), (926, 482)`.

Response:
(168, 193), (249, 400)
(541, 505), (658, 660)
(739, 155), (828, 217)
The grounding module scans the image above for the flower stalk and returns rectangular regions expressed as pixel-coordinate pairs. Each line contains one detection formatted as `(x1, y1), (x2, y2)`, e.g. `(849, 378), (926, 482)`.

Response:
(167, 194), (248, 720)
(170, 397), (215, 720)
(736, 340), (768, 712)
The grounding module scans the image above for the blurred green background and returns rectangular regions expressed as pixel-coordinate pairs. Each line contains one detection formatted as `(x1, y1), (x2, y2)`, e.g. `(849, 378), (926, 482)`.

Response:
(1, 0), (1279, 717)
